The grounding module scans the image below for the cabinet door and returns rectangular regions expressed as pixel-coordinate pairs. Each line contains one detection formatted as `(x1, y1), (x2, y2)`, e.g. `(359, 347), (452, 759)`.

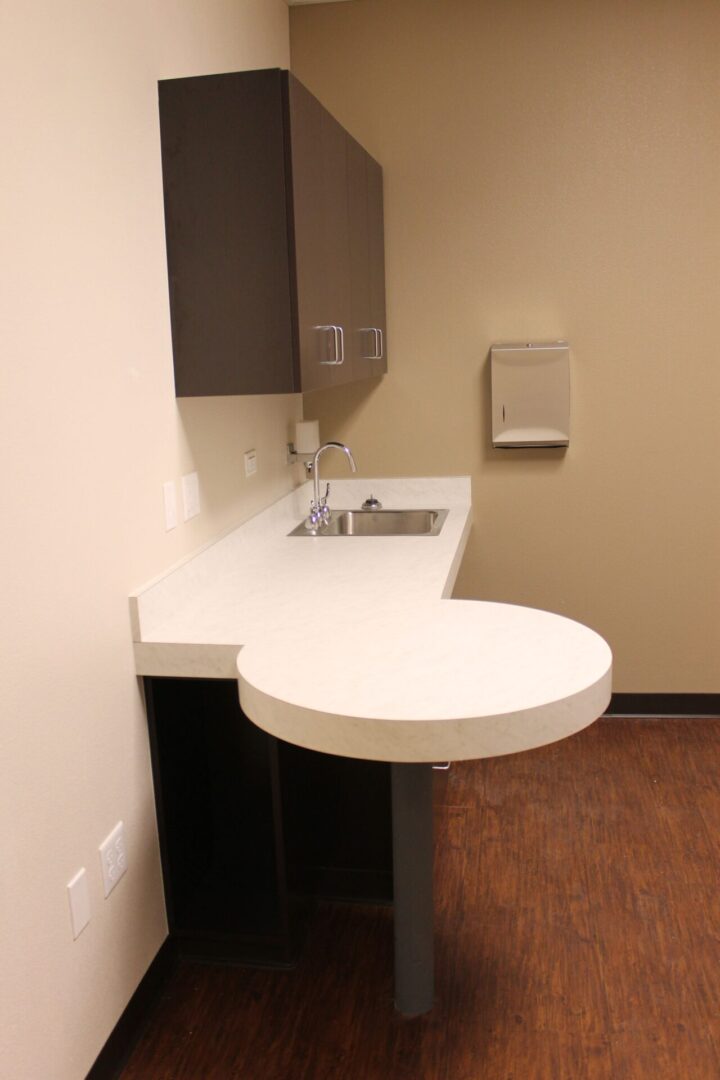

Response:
(159, 70), (295, 396)
(347, 136), (375, 381)
(288, 76), (353, 392)
(347, 139), (387, 381)
(367, 154), (388, 377)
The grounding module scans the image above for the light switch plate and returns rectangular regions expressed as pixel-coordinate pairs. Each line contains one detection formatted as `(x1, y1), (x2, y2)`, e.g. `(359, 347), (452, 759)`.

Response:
(163, 480), (177, 530)
(181, 471), (200, 521)
(67, 867), (90, 939)
(244, 450), (257, 477)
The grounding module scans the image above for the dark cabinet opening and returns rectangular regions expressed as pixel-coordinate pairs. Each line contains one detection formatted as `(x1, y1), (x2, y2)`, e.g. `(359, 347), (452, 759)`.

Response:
(145, 677), (392, 966)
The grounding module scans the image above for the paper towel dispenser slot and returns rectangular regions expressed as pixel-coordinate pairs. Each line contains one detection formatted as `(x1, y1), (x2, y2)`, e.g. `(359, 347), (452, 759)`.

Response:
(491, 341), (570, 448)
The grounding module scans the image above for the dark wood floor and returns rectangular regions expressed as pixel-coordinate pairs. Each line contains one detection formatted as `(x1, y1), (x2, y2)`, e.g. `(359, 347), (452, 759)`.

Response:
(121, 718), (720, 1079)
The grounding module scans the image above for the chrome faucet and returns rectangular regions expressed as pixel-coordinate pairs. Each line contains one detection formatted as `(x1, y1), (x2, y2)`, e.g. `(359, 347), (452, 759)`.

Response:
(305, 441), (357, 530)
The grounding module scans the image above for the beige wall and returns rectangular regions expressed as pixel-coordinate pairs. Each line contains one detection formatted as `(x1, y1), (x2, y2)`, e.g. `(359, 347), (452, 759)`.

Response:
(291, 0), (720, 692)
(0, 3), (299, 1077)
(2, 2), (718, 1072)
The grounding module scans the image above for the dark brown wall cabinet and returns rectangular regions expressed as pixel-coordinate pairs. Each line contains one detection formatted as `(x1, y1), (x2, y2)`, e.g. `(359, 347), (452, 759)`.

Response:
(158, 69), (387, 396)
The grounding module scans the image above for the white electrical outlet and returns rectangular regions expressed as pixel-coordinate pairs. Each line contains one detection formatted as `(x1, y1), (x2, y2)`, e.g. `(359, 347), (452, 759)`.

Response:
(244, 449), (257, 477)
(163, 480), (177, 531)
(99, 821), (127, 898)
(181, 471), (200, 521)
(67, 867), (90, 939)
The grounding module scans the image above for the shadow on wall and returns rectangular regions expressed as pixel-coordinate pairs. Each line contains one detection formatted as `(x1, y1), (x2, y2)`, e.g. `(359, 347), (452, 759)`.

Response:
(302, 374), (384, 448)
(175, 394), (302, 519)
(302, 360), (567, 475)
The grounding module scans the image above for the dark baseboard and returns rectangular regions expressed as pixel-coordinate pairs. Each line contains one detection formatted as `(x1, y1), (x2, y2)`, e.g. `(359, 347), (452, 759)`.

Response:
(605, 693), (720, 717)
(86, 937), (176, 1080)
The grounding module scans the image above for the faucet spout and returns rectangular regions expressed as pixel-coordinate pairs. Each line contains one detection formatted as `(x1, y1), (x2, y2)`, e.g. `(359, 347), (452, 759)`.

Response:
(306, 441), (357, 530)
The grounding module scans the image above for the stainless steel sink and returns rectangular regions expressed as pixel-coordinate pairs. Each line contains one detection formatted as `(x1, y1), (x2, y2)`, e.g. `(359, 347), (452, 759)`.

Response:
(288, 508), (449, 537)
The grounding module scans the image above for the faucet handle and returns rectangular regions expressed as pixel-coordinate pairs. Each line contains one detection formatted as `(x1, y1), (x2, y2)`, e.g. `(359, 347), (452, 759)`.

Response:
(304, 504), (322, 530)
(320, 490), (331, 524)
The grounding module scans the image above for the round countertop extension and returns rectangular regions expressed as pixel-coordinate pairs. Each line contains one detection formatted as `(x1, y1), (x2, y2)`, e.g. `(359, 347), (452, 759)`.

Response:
(237, 600), (613, 763)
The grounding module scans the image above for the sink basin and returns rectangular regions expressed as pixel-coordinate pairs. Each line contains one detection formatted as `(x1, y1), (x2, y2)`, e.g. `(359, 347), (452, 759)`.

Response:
(289, 508), (448, 537)
(334, 509), (447, 536)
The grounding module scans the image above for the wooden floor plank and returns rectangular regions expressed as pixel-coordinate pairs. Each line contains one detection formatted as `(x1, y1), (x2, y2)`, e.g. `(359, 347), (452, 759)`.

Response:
(121, 718), (720, 1079)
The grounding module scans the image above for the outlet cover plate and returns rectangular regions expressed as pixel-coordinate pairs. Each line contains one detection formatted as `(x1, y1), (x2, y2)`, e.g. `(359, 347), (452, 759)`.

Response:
(244, 449), (257, 477)
(99, 821), (127, 898)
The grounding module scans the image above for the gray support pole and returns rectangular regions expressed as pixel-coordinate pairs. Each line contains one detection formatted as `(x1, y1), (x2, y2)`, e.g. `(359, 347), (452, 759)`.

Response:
(390, 762), (435, 1015)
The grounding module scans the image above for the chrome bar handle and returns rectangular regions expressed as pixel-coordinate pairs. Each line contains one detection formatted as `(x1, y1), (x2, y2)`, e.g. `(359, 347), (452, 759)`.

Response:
(335, 325), (344, 365)
(359, 328), (376, 361)
(316, 325), (342, 365)
(361, 328), (384, 360)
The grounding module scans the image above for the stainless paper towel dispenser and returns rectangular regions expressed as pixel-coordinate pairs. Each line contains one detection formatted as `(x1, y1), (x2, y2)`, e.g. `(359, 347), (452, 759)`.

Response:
(491, 341), (570, 448)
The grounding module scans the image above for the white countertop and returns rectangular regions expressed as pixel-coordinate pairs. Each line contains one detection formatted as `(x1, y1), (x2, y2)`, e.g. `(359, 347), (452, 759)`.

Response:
(132, 474), (611, 763)
(131, 477), (473, 679)
(238, 600), (612, 763)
